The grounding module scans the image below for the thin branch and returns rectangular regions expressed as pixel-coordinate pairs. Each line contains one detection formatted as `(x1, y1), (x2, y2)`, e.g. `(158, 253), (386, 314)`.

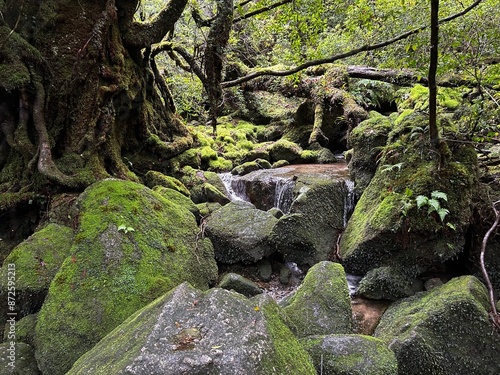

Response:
(222, 0), (484, 88)
(480, 200), (500, 322)
(233, 0), (292, 23)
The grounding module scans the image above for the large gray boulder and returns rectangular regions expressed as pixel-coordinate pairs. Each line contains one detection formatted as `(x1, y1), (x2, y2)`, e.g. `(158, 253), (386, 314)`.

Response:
(205, 201), (278, 263)
(301, 334), (398, 375)
(34, 179), (218, 375)
(67, 283), (316, 375)
(374, 276), (500, 375)
(282, 261), (352, 337)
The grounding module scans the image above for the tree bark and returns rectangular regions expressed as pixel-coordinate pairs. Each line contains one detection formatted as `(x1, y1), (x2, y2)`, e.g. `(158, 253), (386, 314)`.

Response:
(0, 0), (190, 203)
(428, 0), (440, 145)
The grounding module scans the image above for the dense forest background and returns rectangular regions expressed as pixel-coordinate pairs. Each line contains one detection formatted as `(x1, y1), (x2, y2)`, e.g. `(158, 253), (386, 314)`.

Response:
(0, 0), (499, 248)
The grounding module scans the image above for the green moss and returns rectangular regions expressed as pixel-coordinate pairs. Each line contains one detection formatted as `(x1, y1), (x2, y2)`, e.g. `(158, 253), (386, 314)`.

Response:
(144, 171), (190, 196)
(255, 295), (316, 374)
(268, 139), (303, 163)
(301, 334), (398, 375)
(0, 224), (74, 290)
(0, 63), (30, 91)
(199, 146), (218, 161)
(283, 262), (352, 337)
(34, 180), (218, 375)
(207, 156), (233, 172)
(375, 276), (500, 375)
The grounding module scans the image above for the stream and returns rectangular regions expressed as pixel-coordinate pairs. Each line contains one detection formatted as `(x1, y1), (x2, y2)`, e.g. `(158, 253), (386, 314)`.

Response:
(218, 162), (362, 299)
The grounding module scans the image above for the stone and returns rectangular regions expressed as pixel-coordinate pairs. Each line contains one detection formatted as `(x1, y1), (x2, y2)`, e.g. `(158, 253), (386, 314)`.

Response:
(205, 201), (278, 264)
(0, 342), (40, 375)
(34, 179), (218, 375)
(67, 283), (316, 375)
(218, 272), (263, 297)
(301, 334), (398, 375)
(375, 276), (500, 375)
(282, 261), (352, 337)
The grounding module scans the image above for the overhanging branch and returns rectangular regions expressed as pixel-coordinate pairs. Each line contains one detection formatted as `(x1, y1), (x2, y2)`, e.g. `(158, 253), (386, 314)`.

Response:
(222, 0), (484, 88)
(123, 0), (188, 48)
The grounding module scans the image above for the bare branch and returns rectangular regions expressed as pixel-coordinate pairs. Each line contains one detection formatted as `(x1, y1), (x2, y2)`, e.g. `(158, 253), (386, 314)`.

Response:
(480, 200), (500, 323)
(233, 0), (292, 23)
(222, 0), (484, 88)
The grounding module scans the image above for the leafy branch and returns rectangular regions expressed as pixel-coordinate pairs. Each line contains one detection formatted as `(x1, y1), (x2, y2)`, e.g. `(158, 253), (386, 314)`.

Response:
(221, 0), (484, 88)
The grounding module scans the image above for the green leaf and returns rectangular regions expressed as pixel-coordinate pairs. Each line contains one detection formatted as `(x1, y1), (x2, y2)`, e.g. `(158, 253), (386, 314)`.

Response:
(427, 198), (441, 213)
(404, 187), (413, 198)
(117, 224), (127, 232)
(437, 208), (450, 223)
(446, 222), (456, 230)
(416, 195), (428, 209)
(431, 191), (448, 202)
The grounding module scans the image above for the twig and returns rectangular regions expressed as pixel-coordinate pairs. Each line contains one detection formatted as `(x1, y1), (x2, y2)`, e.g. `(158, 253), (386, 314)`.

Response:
(480, 199), (500, 329)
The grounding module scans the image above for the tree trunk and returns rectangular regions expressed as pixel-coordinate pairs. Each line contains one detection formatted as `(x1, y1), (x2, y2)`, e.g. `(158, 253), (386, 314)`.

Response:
(0, 0), (191, 207)
(429, 0), (440, 145)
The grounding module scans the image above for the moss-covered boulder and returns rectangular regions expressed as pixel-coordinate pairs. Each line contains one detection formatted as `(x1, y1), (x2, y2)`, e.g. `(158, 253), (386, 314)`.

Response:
(0, 342), (40, 375)
(301, 334), (398, 375)
(282, 261), (352, 337)
(4, 313), (37, 347)
(0, 224), (74, 327)
(340, 112), (478, 278)
(231, 158), (272, 176)
(179, 166), (231, 204)
(348, 111), (392, 195)
(270, 170), (350, 265)
(374, 276), (500, 375)
(205, 201), (278, 264)
(67, 283), (316, 375)
(356, 266), (422, 301)
(152, 186), (200, 222)
(268, 139), (303, 163)
(34, 179), (218, 375)
(144, 170), (191, 196)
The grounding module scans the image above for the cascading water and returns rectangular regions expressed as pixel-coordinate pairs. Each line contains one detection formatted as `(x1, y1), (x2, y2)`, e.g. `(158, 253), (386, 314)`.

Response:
(219, 173), (248, 202)
(274, 178), (296, 214)
(343, 180), (355, 227)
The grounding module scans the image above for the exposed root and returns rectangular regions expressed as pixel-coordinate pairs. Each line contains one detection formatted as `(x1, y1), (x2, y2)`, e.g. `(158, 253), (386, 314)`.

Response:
(32, 79), (79, 188)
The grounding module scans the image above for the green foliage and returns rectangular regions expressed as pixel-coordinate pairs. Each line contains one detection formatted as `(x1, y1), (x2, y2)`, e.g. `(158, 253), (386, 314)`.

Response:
(416, 191), (451, 224)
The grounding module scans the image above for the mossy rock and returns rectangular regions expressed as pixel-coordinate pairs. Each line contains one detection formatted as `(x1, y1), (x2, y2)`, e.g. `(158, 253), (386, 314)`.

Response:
(218, 272), (263, 297)
(4, 313), (37, 347)
(268, 139), (303, 163)
(144, 171), (190, 196)
(67, 283), (316, 374)
(152, 186), (200, 222)
(374, 276), (500, 375)
(271, 176), (348, 265)
(356, 266), (421, 301)
(231, 158), (272, 176)
(179, 166), (230, 204)
(205, 201), (278, 264)
(282, 261), (352, 337)
(301, 334), (398, 375)
(0, 342), (40, 375)
(340, 113), (478, 276)
(0, 224), (74, 326)
(348, 111), (392, 195)
(34, 179), (218, 375)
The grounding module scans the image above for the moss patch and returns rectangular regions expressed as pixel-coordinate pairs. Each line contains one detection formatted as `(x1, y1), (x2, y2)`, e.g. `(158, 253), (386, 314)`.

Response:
(34, 179), (217, 375)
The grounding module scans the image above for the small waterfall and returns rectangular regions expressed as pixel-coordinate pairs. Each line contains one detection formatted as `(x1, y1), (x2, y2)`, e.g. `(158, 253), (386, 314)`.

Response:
(274, 178), (296, 214)
(219, 173), (248, 202)
(343, 180), (355, 227)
